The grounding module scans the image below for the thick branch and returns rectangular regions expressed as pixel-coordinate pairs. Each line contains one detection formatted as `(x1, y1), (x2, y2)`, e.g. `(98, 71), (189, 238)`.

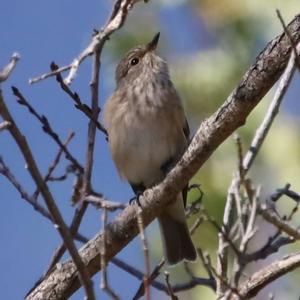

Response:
(26, 13), (300, 300)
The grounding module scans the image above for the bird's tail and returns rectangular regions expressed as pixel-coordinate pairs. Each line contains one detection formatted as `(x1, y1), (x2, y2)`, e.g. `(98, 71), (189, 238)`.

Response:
(158, 195), (197, 265)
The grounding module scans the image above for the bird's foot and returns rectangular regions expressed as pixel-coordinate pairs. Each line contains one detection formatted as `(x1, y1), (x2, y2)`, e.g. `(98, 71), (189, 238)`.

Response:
(129, 192), (143, 207)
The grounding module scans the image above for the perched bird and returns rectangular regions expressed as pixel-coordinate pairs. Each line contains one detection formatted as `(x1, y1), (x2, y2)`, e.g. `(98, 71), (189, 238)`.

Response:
(104, 33), (197, 265)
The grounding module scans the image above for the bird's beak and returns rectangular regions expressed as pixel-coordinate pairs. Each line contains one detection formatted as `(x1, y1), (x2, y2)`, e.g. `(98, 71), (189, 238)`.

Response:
(146, 32), (160, 51)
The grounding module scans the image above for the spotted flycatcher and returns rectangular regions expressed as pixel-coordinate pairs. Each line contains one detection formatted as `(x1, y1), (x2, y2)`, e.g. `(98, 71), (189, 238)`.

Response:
(104, 33), (197, 265)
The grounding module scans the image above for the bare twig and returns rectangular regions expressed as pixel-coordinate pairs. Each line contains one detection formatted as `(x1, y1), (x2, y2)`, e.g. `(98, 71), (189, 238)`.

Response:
(0, 120), (11, 131)
(133, 189), (205, 300)
(0, 90), (95, 300)
(259, 202), (300, 240)
(0, 156), (52, 220)
(232, 186), (260, 286)
(29, 0), (147, 85)
(42, 193), (122, 281)
(234, 134), (245, 182)
(133, 259), (165, 300)
(50, 62), (108, 137)
(207, 254), (245, 300)
(12, 87), (83, 174)
(276, 9), (300, 72)
(32, 132), (75, 200)
(0, 155), (88, 245)
(85, 194), (126, 210)
(0, 52), (20, 82)
(197, 249), (215, 284)
(243, 235), (294, 262)
(242, 42), (300, 173)
(47, 170), (73, 182)
(136, 206), (151, 300)
(216, 186), (235, 297)
(82, 49), (101, 195)
(270, 184), (300, 203)
(241, 186), (259, 250)
(164, 272), (178, 300)
(100, 205), (120, 300)
(29, 64), (71, 84)
(190, 216), (204, 235)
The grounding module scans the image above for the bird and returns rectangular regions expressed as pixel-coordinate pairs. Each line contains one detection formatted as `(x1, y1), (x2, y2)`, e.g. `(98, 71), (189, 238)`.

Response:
(104, 33), (197, 265)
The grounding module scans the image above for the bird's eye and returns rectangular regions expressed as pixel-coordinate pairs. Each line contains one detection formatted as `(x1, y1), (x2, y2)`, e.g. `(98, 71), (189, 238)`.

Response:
(130, 58), (139, 66)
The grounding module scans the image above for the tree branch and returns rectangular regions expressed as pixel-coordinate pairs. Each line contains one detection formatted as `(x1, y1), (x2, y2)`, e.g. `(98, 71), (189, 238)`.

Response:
(0, 52), (20, 82)
(230, 252), (300, 299)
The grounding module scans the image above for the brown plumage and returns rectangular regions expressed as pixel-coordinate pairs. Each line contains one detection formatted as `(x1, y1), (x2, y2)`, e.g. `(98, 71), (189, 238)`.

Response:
(104, 33), (197, 265)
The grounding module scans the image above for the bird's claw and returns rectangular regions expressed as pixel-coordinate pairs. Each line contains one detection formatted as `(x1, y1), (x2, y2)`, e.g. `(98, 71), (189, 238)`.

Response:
(129, 192), (143, 207)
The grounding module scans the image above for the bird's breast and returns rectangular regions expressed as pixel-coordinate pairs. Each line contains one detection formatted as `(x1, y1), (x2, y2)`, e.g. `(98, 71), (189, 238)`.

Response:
(108, 98), (185, 187)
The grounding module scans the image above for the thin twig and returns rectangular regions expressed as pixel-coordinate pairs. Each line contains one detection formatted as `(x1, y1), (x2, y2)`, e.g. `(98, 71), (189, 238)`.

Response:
(50, 62), (108, 137)
(164, 272), (178, 300)
(190, 216), (204, 235)
(234, 134), (245, 183)
(216, 187), (235, 297)
(276, 9), (300, 72)
(242, 42), (300, 173)
(241, 186), (259, 251)
(0, 156), (88, 245)
(0, 156), (52, 220)
(243, 235), (294, 262)
(11, 87), (83, 174)
(133, 187), (205, 300)
(42, 192), (122, 280)
(0, 52), (20, 82)
(100, 205), (120, 300)
(270, 184), (300, 203)
(132, 259), (165, 300)
(232, 136), (245, 237)
(32, 131), (75, 200)
(259, 202), (300, 240)
(201, 205), (240, 257)
(136, 205), (151, 300)
(81, 47), (101, 196)
(197, 249), (215, 283)
(0, 120), (11, 131)
(207, 254), (246, 300)
(85, 194), (126, 210)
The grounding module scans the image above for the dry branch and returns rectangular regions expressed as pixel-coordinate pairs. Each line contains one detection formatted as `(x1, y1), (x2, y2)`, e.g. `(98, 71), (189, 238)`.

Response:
(25, 13), (300, 300)
(230, 252), (300, 299)
(259, 202), (300, 239)
(0, 52), (20, 82)
(0, 120), (11, 131)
